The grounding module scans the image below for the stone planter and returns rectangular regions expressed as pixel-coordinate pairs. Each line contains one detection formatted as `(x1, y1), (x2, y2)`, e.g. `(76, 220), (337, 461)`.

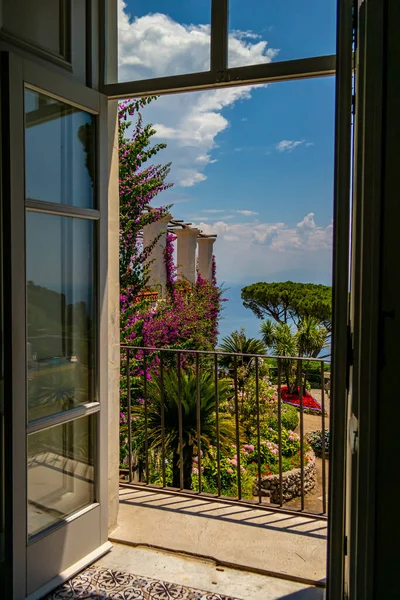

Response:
(254, 450), (317, 504)
(119, 467), (131, 482)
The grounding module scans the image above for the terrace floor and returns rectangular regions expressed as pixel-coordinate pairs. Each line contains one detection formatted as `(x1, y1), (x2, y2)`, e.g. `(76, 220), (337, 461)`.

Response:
(110, 488), (327, 587)
(92, 542), (325, 600)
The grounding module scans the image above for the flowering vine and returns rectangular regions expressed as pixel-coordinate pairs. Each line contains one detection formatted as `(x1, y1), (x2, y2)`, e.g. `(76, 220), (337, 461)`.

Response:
(119, 97), (224, 431)
(164, 232), (177, 295)
(119, 97), (172, 312)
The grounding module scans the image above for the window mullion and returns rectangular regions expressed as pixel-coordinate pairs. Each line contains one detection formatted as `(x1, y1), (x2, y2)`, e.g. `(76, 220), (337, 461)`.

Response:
(210, 0), (229, 74)
(25, 199), (100, 220)
(27, 402), (100, 435)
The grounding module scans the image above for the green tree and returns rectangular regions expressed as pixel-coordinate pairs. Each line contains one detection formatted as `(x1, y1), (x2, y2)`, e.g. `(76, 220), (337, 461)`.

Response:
(133, 368), (236, 489)
(241, 281), (332, 332)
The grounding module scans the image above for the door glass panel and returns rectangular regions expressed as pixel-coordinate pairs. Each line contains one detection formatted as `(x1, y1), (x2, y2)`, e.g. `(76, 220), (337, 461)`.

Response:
(113, 1), (211, 84)
(26, 212), (95, 422)
(25, 89), (95, 209)
(28, 415), (95, 537)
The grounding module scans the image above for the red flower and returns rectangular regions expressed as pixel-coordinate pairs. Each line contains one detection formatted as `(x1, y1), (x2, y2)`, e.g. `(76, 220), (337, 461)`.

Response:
(280, 385), (322, 411)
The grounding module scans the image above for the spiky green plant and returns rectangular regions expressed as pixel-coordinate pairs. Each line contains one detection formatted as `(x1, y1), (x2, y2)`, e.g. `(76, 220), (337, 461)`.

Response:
(219, 328), (267, 381)
(133, 367), (237, 489)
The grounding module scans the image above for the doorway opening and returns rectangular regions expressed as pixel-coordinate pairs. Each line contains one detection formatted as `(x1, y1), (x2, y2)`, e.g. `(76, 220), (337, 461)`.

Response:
(115, 69), (337, 585)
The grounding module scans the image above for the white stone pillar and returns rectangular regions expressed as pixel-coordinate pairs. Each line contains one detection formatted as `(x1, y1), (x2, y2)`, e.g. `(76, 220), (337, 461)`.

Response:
(142, 214), (171, 295)
(197, 237), (216, 283)
(175, 228), (200, 284)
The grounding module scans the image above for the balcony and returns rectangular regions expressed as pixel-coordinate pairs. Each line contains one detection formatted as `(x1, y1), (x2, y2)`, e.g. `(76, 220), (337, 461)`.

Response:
(110, 346), (329, 597)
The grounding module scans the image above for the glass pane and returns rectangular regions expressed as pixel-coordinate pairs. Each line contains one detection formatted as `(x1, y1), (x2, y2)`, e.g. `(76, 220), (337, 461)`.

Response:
(25, 89), (95, 209)
(28, 416), (95, 537)
(26, 212), (95, 422)
(114, 1), (211, 83)
(228, 0), (337, 68)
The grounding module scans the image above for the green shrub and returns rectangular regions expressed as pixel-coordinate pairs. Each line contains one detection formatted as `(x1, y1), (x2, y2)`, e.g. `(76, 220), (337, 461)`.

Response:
(191, 448), (256, 499)
(306, 429), (330, 456)
(268, 404), (299, 432)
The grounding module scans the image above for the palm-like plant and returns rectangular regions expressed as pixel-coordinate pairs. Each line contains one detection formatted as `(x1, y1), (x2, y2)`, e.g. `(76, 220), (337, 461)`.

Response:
(220, 328), (267, 358)
(133, 368), (236, 489)
(265, 322), (298, 392)
(296, 316), (327, 358)
(219, 328), (266, 383)
(261, 317), (326, 392)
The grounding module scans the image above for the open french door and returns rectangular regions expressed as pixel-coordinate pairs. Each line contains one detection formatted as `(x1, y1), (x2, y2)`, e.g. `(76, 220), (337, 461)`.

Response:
(1, 52), (111, 600)
(329, 1), (392, 598)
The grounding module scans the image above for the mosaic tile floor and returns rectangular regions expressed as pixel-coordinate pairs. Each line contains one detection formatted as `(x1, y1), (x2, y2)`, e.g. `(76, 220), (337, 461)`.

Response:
(46, 565), (240, 600)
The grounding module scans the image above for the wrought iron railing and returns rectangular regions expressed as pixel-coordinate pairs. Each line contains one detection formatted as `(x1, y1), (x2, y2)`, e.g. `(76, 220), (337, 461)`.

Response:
(120, 345), (329, 518)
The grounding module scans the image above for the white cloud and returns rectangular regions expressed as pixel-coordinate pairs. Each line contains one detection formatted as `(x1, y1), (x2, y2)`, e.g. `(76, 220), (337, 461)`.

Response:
(276, 140), (306, 152)
(118, 1), (279, 187)
(236, 210), (258, 216)
(194, 213), (332, 250)
(230, 29), (262, 41)
(192, 213), (333, 283)
(179, 171), (207, 187)
(189, 216), (212, 221)
(202, 209), (226, 213)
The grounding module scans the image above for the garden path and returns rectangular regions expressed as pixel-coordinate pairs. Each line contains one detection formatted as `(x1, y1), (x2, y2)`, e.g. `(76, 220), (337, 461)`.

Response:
(284, 390), (330, 513)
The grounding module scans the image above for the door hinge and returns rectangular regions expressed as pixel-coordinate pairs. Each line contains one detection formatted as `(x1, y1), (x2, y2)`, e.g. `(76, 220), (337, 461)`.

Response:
(351, 94), (356, 116)
(349, 414), (359, 455)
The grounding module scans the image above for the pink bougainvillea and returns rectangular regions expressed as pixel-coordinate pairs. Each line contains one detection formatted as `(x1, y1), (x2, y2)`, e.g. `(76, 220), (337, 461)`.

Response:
(119, 97), (172, 306)
(119, 97), (224, 355)
(164, 232), (177, 294)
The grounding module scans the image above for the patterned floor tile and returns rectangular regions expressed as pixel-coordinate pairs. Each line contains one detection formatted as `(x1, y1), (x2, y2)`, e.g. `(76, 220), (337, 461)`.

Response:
(46, 566), (240, 600)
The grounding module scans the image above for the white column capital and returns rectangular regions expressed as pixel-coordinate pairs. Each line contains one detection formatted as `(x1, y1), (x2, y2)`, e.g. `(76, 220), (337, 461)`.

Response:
(174, 227), (200, 238)
(197, 236), (216, 246)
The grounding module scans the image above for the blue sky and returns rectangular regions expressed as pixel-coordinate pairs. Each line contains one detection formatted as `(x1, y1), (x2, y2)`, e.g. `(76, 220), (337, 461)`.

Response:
(119, 1), (337, 340)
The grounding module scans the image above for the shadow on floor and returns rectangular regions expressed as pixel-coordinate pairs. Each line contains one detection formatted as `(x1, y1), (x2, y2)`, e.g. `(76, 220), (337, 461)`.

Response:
(120, 488), (327, 541)
(279, 588), (324, 599)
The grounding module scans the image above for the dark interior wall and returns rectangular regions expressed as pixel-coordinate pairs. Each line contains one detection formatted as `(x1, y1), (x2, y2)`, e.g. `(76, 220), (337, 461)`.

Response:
(0, 0), (100, 89)
(373, 1), (400, 597)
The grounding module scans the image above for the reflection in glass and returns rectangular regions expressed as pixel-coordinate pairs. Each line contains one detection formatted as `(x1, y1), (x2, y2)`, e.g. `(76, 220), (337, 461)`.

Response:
(25, 89), (95, 209)
(228, 0), (337, 67)
(28, 416), (95, 537)
(26, 212), (95, 422)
